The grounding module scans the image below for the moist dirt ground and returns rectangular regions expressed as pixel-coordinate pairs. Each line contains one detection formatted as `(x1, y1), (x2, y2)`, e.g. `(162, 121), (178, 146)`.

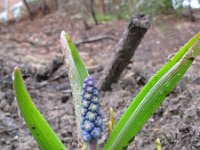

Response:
(0, 12), (200, 150)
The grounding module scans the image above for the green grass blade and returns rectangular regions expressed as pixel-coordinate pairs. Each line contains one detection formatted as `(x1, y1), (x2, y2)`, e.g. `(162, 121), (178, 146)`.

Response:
(60, 31), (89, 141)
(13, 67), (67, 150)
(104, 33), (200, 150)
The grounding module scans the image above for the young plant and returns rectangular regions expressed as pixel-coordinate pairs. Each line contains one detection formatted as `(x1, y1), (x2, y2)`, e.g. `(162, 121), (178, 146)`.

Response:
(13, 31), (200, 150)
(13, 67), (66, 150)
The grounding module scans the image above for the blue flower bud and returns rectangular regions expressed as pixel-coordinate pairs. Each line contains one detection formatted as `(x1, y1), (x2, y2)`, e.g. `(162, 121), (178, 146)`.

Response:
(82, 120), (94, 132)
(93, 88), (98, 96)
(84, 93), (92, 100)
(94, 116), (103, 127)
(91, 95), (99, 104)
(86, 111), (97, 122)
(86, 86), (93, 93)
(81, 76), (103, 142)
(81, 108), (88, 116)
(82, 100), (90, 108)
(89, 103), (99, 112)
(82, 130), (92, 142)
(91, 127), (102, 138)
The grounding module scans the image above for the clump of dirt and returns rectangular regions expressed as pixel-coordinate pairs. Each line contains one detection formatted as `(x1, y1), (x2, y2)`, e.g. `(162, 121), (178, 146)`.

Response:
(1, 12), (200, 150)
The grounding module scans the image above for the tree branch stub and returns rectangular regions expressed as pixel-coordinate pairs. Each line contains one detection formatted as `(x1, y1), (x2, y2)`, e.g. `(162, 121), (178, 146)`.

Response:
(98, 15), (150, 91)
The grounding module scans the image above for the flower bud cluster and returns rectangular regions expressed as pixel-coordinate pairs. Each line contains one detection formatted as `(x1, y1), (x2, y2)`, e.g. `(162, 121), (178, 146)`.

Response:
(81, 76), (103, 142)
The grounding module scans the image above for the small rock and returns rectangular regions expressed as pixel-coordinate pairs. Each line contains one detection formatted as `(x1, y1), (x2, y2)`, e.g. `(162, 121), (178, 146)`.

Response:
(121, 72), (136, 88)
(2, 116), (19, 131)
(36, 65), (51, 81)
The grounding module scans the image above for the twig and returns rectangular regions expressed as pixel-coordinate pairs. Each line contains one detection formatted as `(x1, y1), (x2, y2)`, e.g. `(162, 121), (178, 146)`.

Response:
(98, 15), (150, 91)
(9, 38), (36, 45)
(50, 65), (103, 81)
(7, 34), (116, 48)
(75, 35), (117, 46)
(7, 37), (55, 48)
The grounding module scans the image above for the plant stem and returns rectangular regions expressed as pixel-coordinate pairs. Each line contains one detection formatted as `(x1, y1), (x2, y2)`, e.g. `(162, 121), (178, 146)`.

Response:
(88, 139), (97, 150)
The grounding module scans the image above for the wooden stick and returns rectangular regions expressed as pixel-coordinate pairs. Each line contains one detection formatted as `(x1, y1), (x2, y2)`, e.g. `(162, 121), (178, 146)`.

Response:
(74, 35), (117, 46)
(98, 15), (150, 91)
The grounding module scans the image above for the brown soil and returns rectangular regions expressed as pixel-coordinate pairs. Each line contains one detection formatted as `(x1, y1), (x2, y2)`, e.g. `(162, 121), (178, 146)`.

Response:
(0, 12), (200, 150)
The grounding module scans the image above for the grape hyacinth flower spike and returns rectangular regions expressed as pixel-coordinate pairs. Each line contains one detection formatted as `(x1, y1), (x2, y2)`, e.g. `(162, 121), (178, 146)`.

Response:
(81, 76), (103, 150)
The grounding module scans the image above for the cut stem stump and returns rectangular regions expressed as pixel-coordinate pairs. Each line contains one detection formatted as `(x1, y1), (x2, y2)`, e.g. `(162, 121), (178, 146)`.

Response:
(98, 15), (150, 91)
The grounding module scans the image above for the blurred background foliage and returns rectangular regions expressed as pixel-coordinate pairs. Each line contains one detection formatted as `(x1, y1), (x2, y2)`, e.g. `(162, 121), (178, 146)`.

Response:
(94, 0), (199, 21)
(0, 0), (199, 27)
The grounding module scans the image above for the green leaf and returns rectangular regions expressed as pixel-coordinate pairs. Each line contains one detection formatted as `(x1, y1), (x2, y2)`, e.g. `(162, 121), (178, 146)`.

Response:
(60, 31), (89, 141)
(13, 67), (67, 150)
(104, 32), (200, 150)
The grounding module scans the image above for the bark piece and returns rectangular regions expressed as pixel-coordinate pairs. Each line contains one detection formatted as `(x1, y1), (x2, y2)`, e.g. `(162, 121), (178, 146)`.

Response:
(75, 35), (117, 46)
(98, 15), (150, 91)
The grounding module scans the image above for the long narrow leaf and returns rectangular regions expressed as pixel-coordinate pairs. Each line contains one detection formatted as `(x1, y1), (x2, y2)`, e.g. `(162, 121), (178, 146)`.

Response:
(104, 33), (200, 149)
(60, 31), (89, 142)
(13, 67), (67, 150)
